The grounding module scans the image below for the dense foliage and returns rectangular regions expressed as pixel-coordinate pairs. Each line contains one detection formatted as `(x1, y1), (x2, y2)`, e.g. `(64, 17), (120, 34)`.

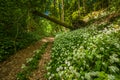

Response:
(0, 0), (53, 61)
(0, 0), (120, 61)
(46, 17), (120, 79)
(0, 0), (120, 80)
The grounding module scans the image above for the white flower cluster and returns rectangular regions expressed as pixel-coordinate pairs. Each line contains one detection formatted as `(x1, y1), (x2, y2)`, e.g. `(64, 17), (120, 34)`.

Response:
(46, 18), (120, 79)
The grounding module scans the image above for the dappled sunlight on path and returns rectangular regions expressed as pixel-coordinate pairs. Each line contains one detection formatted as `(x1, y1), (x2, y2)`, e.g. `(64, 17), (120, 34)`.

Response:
(41, 37), (54, 42)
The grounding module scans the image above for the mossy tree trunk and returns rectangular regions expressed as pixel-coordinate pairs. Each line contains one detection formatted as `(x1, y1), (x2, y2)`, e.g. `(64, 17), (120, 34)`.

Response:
(32, 11), (74, 30)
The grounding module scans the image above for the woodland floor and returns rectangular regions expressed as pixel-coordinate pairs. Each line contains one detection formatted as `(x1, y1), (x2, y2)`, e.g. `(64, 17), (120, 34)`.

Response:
(0, 37), (54, 80)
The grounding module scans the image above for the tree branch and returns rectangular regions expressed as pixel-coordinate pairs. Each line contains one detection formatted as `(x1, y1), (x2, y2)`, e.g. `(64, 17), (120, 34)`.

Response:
(32, 11), (74, 30)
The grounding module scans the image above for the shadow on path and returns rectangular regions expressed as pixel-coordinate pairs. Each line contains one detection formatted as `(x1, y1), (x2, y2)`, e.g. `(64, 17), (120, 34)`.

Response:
(0, 37), (54, 80)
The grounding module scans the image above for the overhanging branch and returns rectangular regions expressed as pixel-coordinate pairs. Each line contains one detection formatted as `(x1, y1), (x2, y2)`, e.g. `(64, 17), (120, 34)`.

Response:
(32, 11), (74, 30)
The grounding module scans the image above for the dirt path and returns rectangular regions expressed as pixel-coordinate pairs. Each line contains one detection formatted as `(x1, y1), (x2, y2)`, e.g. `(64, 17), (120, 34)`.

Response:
(29, 43), (52, 80)
(0, 37), (54, 80)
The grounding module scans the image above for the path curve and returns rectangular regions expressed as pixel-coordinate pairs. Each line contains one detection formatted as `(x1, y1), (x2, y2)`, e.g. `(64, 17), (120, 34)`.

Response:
(0, 37), (54, 80)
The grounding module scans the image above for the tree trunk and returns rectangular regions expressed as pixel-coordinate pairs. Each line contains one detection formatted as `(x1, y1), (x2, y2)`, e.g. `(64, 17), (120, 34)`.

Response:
(54, 0), (56, 15)
(83, 0), (86, 14)
(32, 11), (73, 30)
(78, 0), (81, 18)
(61, 0), (64, 22)
(58, 0), (61, 19)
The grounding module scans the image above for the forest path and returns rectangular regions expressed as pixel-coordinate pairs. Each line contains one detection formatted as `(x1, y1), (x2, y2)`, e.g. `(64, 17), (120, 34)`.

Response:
(0, 37), (54, 80)
(29, 43), (52, 80)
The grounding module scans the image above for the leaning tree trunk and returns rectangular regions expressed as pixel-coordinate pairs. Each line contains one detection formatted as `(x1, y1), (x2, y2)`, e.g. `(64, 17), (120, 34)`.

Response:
(32, 11), (74, 30)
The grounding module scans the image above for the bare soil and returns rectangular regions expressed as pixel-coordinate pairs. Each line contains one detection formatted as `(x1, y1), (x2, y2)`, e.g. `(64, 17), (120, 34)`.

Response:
(0, 37), (54, 80)
(29, 43), (52, 80)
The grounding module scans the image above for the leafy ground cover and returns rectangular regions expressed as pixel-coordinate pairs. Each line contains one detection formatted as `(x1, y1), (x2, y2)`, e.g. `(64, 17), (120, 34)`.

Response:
(17, 42), (48, 80)
(46, 17), (120, 80)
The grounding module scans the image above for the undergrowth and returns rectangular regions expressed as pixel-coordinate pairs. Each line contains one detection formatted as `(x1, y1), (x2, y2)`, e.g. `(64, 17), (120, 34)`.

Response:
(0, 32), (42, 62)
(16, 42), (48, 80)
(46, 17), (120, 80)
